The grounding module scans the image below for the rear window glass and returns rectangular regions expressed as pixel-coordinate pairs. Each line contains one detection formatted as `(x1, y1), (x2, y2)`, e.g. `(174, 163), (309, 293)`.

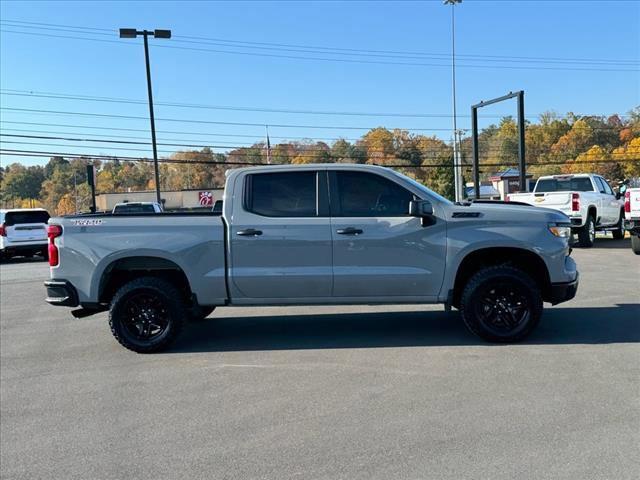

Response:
(535, 177), (594, 193)
(4, 211), (50, 225)
(113, 204), (156, 214)
(245, 171), (317, 217)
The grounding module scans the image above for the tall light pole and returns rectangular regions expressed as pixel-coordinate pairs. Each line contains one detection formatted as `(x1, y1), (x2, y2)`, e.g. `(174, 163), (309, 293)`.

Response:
(119, 28), (171, 204)
(444, 0), (463, 202)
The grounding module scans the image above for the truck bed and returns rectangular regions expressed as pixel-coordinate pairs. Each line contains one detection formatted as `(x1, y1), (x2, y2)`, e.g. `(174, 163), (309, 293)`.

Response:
(51, 212), (227, 307)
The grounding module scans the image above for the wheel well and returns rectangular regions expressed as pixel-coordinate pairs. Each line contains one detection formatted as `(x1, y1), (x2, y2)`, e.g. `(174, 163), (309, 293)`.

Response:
(452, 247), (551, 308)
(588, 206), (597, 220)
(99, 256), (193, 305)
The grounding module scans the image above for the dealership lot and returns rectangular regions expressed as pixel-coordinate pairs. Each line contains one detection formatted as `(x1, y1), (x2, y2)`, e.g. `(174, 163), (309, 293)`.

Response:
(1, 241), (639, 480)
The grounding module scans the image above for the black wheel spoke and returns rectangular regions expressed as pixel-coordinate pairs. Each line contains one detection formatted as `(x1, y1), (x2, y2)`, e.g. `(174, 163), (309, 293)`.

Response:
(123, 292), (170, 342)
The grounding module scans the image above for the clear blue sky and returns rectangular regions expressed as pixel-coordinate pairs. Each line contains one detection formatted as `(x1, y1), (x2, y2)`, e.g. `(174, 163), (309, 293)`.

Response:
(1, 0), (638, 166)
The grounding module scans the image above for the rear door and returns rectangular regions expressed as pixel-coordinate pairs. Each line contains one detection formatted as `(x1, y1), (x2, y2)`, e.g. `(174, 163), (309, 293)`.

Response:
(4, 210), (49, 243)
(329, 170), (446, 299)
(228, 170), (333, 300)
(597, 176), (620, 225)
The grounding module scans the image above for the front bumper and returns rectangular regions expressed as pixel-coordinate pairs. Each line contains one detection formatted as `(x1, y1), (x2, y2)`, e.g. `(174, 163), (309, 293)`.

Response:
(548, 272), (579, 305)
(45, 280), (79, 307)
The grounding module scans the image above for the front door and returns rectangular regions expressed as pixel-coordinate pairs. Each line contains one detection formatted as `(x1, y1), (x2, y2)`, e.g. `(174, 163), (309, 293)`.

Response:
(229, 170), (333, 300)
(329, 170), (446, 299)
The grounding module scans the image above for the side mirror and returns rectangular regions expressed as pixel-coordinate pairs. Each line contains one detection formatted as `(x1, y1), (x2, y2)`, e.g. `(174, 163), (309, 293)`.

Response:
(616, 191), (622, 200)
(409, 200), (434, 217)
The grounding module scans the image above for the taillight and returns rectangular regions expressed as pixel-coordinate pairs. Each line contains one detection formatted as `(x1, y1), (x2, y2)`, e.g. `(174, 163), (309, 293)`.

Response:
(571, 193), (580, 212)
(0, 223), (6, 237)
(624, 190), (631, 213)
(47, 224), (63, 267)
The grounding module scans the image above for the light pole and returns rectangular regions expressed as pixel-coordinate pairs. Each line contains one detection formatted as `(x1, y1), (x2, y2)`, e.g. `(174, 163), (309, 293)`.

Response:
(119, 28), (171, 204)
(444, 0), (463, 202)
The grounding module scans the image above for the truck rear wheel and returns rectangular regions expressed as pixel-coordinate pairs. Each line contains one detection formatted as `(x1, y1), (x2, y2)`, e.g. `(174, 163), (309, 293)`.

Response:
(109, 277), (186, 353)
(460, 266), (543, 343)
(577, 215), (596, 248)
(632, 235), (640, 255)
(612, 210), (625, 240)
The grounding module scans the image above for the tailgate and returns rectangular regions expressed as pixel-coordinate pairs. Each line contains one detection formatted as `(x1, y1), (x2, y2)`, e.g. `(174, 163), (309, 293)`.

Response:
(630, 189), (640, 219)
(532, 192), (572, 207)
(6, 222), (47, 243)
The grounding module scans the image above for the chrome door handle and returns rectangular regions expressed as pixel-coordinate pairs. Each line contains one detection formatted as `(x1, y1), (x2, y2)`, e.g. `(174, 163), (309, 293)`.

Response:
(336, 227), (363, 235)
(237, 229), (263, 236)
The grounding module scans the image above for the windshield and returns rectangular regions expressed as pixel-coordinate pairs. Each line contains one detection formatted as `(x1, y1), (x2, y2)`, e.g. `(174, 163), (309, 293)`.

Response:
(4, 211), (50, 225)
(113, 204), (156, 214)
(390, 170), (453, 205)
(535, 177), (594, 193)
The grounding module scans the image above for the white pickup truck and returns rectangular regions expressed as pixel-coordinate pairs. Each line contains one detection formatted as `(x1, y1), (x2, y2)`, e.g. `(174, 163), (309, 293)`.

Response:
(623, 186), (640, 254)
(508, 174), (624, 247)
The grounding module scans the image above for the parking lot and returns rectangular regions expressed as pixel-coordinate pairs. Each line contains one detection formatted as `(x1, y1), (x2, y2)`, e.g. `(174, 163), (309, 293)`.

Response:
(1, 239), (639, 480)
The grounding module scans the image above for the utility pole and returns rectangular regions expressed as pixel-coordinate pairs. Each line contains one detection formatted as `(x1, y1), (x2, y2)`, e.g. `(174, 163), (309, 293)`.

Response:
(73, 173), (78, 214)
(444, 0), (463, 202)
(119, 28), (171, 204)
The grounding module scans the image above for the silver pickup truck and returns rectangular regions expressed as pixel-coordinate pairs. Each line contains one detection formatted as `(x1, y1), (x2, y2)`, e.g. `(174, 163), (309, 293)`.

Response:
(45, 164), (579, 352)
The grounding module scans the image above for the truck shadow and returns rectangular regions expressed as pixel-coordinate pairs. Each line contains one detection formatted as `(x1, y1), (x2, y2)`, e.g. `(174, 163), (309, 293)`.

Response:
(590, 237), (631, 249)
(171, 303), (640, 353)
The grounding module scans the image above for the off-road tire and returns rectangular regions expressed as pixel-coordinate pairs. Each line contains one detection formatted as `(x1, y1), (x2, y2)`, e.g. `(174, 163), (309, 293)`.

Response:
(460, 265), (543, 343)
(612, 210), (625, 240)
(577, 215), (596, 248)
(632, 235), (640, 255)
(109, 277), (186, 353)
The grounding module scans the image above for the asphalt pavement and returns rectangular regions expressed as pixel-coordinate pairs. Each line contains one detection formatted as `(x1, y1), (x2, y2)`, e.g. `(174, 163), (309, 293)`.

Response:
(1, 238), (639, 480)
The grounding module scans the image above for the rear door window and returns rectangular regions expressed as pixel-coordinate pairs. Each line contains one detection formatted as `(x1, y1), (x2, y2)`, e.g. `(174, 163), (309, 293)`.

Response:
(4, 211), (50, 225)
(245, 171), (317, 217)
(333, 171), (414, 217)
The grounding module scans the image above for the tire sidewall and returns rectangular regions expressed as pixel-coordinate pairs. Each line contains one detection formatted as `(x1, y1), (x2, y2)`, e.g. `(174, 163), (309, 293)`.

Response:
(461, 267), (543, 343)
(109, 278), (185, 353)
(578, 215), (596, 248)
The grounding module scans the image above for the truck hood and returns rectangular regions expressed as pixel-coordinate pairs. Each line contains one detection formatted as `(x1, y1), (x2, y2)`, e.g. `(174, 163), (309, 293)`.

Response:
(448, 202), (570, 224)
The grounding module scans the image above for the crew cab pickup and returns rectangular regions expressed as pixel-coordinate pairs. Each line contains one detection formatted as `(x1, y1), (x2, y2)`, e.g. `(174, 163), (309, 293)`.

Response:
(623, 187), (640, 254)
(508, 174), (624, 247)
(45, 164), (579, 353)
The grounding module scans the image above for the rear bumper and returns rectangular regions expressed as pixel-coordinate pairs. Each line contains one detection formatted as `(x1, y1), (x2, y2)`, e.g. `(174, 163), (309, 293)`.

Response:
(1, 243), (47, 254)
(548, 272), (579, 305)
(45, 280), (79, 307)
(624, 219), (640, 235)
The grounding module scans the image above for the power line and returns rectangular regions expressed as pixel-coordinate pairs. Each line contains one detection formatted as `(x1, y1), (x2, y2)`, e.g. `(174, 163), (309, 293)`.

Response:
(0, 106), (462, 131)
(2, 27), (638, 73)
(2, 19), (638, 67)
(1, 89), (629, 120)
(0, 121), (366, 142)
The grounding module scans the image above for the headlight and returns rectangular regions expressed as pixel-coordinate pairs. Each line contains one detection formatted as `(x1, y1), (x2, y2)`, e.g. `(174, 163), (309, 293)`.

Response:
(548, 223), (571, 238)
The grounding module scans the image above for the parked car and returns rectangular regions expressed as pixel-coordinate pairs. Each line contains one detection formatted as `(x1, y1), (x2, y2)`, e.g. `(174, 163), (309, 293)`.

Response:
(44, 164), (578, 353)
(508, 173), (625, 247)
(623, 186), (640, 254)
(112, 202), (163, 214)
(0, 208), (50, 260)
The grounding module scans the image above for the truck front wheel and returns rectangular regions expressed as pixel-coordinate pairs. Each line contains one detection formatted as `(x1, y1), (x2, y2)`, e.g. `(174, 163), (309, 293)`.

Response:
(631, 235), (640, 255)
(460, 266), (543, 343)
(109, 277), (187, 353)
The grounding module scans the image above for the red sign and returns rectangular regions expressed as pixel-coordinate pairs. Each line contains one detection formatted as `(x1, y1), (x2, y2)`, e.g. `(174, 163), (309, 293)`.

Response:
(199, 191), (213, 206)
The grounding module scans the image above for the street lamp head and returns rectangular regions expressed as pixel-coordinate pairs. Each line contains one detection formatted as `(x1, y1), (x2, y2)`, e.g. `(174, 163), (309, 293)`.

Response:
(443, 0), (462, 4)
(153, 29), (172, 39)
(119, 28), (138, 38)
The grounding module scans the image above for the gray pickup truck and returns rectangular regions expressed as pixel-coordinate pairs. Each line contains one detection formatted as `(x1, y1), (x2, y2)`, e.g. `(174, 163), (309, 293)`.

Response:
(45, 164), (578, 352)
